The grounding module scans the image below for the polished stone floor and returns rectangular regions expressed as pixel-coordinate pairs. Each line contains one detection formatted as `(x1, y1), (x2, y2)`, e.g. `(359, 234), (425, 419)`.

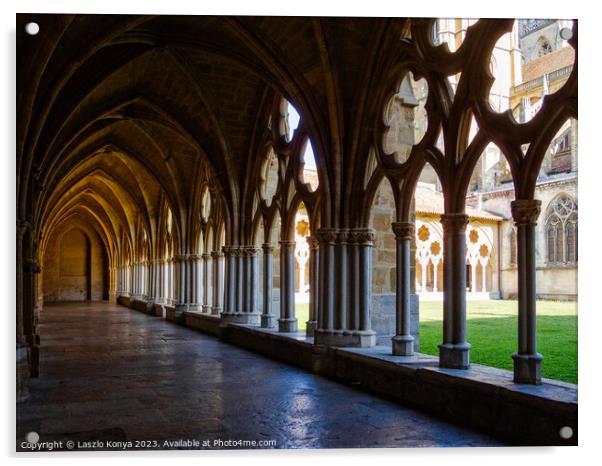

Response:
(17, 302), (503, 450)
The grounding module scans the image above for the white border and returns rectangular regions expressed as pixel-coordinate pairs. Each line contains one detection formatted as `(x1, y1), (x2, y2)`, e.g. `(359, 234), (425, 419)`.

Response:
(2, 1), (598, 465)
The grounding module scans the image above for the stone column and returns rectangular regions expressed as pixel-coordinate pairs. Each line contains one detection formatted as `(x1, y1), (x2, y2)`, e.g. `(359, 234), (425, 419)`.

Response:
(316, 228), (337, 334)
(391, 222), (415, 356)
(211, 251), (224, 315)
(278, 240), (297, 332)
(439, 213), (471, 369)
(356, 229), (376, 344)
(236, 247), (244, 312)
(335, 230), (349, 331)
(174, 255), (187, 314)
(223, 246), (236, 314)
(249, 247), (260, 314)
(243, 246), (252, 312)
(187, 255), (200, 311)
(511, 199), (543, 384)
(314, 228), (376, 347)
(306, 236), (319, 336)
(202, 253), (212, 313)
(157, 259), (165, 303)
(261, 243), (276, 328)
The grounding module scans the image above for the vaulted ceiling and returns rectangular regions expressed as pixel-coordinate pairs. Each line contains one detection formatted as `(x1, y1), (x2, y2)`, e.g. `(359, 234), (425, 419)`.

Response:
(17, 14), (410, 255)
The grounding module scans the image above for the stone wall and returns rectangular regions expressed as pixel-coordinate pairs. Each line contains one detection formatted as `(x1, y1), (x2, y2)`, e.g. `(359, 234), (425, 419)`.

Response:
(43, 224), (107, 302)
(483, 176), (578, 300)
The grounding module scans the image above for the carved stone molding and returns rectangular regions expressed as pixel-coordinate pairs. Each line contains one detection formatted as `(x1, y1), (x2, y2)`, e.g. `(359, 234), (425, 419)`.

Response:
(210, 251), (224, 259)
(306, 236), (319, 250)
(279, 240), (296, 252)
(316, 228), (338, 243)
(262, 243), (275, 253)
(440, 213), (469, 232)
(348, 228), (375, 245)
(511, 199), (541, 226)
(391, 222), (415, 240)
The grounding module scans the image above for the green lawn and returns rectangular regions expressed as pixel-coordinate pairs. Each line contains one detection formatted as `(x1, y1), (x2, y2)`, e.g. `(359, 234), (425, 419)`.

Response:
(295, 300), (577, 384)
(295, 303), (309, 331)
(420, 300), (578, 384)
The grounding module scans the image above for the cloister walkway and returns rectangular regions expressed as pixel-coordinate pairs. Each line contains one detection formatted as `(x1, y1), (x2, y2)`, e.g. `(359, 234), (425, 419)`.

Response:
(17, 303), (502, 450)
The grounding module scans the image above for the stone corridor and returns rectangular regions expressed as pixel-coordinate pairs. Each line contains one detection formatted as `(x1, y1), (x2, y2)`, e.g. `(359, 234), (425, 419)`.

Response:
(17, 303), (502, 450)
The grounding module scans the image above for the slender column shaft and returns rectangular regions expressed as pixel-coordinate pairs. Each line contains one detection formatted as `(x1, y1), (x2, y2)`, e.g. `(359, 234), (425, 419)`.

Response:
(278, 240), (297, 332)
(236, 248), (244, 312)
(356, 229), (374, 332)
(392, 222), (415, 356)
(306, 236), (319, 335)
(211, 251), (224, 314)
(226, 248), (237, 313)
(250, 248), (259, 313)
(439, 213), (470, 369)
(244, 247), (252, 313)
(481, 262), (487, 293)
(317, 229), (337, 331)
(203, 253), (212, 312)
(511, 199), (543, 384)
(222, 247), (231, 313)
(335, 230), (349, 330)
(261, 244), (275, 327)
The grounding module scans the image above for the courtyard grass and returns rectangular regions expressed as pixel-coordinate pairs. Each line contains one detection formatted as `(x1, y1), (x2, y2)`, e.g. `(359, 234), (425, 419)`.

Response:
(294, 300), (577, 383)
(419, 300), (578, 384)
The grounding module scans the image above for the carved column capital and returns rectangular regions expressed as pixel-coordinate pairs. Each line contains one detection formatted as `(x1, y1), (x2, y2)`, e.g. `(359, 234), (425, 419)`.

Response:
(391, 222), (415, 240)
(316, 228), (338, 243)
(349, 228), (375, 245)
(279, 240), (296, 252)
(306, 235), (319, 250)
(511, 199), (541, 226)
(211, 251), (224, 259)
(202, 252), (212, 260)
(262, 243), (275, 253)
(337, 228), (350, 243)
(174, 254), (187, 262)
(440, 213), (469, 232)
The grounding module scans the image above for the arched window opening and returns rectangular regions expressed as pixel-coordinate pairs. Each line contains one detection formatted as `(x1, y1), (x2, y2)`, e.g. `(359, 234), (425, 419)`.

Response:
(260, 146), (279, 205)
(545, 194), (577, 265)
(280, 99), (300, 142)
(301, 139), (319, 191)
(200, 187), (211, 222)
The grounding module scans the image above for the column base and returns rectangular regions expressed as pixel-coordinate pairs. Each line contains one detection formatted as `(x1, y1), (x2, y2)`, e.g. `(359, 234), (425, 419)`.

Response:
(187, 304), (202, 312)
(306, 320), (317, 337)
(439, 342), (471, 369)
(314, 329), (376, 348)
(278, 318), (298, 333)
(202, 305), (211, 313)
(211, 306), (222, 316)
(392, 335), (414, 356)
(512, 352), (543, 384)
(261, 314), (277, 328)
(220, 312), (261, 326)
